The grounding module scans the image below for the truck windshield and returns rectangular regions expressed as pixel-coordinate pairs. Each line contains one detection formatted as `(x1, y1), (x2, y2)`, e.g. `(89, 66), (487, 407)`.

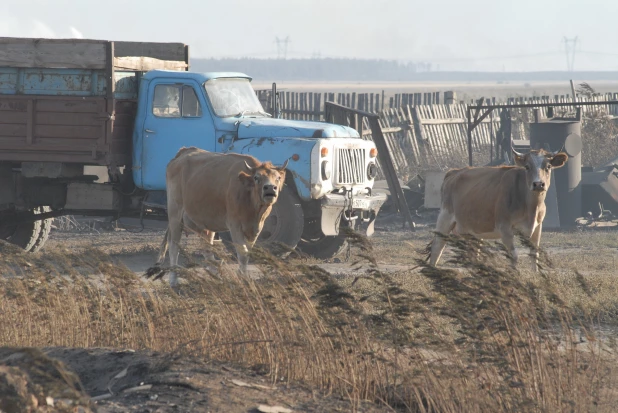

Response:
(204, 78), (266, 118)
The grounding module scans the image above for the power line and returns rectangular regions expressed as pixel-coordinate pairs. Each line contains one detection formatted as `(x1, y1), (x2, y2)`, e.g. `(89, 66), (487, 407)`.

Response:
(274, 36), (291, 60)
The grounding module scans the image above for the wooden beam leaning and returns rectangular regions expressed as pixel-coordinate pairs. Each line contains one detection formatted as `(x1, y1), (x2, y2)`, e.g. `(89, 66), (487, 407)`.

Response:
(325, 102), (416, 229)
(368, 115), (416, 230)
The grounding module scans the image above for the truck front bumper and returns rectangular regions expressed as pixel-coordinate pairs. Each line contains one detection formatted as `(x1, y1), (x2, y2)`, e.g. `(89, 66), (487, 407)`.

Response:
(320, 190), (387, 236)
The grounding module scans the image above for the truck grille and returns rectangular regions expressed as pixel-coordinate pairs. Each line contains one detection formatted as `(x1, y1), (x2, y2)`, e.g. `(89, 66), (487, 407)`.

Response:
(336, 148), (366, 184)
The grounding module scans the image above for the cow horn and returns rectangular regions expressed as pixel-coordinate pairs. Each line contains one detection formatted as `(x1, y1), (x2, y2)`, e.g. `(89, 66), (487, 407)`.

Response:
(244, 160), (253, 170)
(512, 148), (524, 158)
(280, 158), (290, 170)
(545, 144), (565, 158)
(554, 144), (566, 156)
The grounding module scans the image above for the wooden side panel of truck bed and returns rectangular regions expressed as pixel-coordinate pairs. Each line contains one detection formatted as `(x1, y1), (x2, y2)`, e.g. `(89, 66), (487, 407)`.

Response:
(0, 95), (135, 165)
(0, 37), (188, 167)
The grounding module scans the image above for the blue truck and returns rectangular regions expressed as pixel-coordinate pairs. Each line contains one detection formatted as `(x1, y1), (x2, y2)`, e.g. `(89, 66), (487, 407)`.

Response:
(0, 37), (386, 258)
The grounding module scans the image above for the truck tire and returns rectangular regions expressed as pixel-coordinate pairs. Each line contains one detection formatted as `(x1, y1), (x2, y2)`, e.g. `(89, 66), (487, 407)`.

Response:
(0, 207), (47, 252)
(297, 233), (348, 260)
(220, 187), (304, 258)
(30, 206), (54, 253)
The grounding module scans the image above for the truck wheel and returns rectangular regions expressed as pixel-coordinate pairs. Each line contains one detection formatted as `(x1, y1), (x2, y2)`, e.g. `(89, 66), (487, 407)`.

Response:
(30, 206), (54, 253)
(0, 207), (48, 252)
(220, 187), (304, 258)
(297, 233), (348, 260)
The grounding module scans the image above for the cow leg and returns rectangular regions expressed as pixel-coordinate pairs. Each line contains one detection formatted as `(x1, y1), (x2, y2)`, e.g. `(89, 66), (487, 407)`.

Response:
(229, 226), (250, 275)
(183, 213), (217, 262)
(167, 213), (184, 288)
(530, 224), (542, 272)
(429, 209), (456, 266)
(203, 230), (216, 261)
(499, 225), (518, 269)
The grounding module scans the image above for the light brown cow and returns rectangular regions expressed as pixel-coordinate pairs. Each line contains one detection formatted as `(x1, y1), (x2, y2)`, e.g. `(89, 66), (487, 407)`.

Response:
(427, 148), (568, 271)
(151, 146), (288, 287)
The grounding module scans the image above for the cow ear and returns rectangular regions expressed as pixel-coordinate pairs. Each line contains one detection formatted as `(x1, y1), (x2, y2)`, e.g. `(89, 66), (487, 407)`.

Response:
(238, 171), (254, 188)
(550, 152), (568, 168)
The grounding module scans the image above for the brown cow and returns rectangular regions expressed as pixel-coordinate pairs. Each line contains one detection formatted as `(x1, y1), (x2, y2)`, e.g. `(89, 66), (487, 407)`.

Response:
(151, 147), (288, 287)
(427, 148), (568, 271)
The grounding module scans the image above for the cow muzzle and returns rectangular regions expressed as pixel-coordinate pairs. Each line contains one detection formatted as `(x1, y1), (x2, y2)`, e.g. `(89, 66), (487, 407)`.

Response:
(262, 185), (278, 203)
(532, 181), (546, 192)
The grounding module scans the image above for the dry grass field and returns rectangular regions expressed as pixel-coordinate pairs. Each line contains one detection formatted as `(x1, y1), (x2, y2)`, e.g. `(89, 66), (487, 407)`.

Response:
(2, 211), (618, 412)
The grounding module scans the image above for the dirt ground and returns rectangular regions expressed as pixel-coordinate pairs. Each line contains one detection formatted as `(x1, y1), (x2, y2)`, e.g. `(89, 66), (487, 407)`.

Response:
(5, 211), (618, 412)
(44, 347), (387, 413)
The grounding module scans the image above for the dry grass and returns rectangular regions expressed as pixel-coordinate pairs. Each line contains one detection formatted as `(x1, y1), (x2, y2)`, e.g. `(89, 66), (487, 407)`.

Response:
(1, 230), (617, 412)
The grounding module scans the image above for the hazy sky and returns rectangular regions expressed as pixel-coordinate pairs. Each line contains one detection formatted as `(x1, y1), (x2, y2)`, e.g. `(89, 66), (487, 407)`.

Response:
(3, 0), (618, 71)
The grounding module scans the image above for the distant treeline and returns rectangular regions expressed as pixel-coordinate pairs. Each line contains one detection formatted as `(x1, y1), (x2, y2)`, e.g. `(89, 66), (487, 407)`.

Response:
(190, 57), (618, 82)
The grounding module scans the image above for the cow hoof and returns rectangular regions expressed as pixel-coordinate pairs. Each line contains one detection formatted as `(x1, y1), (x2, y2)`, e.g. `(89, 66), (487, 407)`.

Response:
(145, 265), (166, 281)
(168, 271), (179, 288)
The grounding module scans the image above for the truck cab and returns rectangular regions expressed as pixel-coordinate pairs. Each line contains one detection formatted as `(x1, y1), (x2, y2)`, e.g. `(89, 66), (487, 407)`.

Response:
(132, 70), (385, 257)
(0, 37), (386, 259)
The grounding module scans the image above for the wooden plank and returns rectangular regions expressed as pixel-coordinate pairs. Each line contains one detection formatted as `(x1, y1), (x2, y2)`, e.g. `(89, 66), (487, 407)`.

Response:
(35, 112), (103, 126)
(0, 38), (106, 69)
(403, 106), (421, 165)
(34, 125), (103, 139)
(35, 98), (104, 113)
(26, 100), (33, 145)
(105, 42), (115, 160)
(0, 124), (27, 137)
(0, 111), (27, 123)
(114, 56), (188, 71)
(113, 41), (186, 61)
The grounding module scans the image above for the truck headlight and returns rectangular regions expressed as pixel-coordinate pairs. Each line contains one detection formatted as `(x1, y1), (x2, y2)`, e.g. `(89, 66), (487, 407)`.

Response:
(367, 162), (377, 180)
(321, 160), (331, 180)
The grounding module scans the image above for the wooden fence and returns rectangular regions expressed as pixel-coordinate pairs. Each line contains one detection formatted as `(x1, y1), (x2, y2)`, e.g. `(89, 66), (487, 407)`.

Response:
(256, 90), (447, 119)
(255, 88), (618, 180)
(357, 104), (499, 180)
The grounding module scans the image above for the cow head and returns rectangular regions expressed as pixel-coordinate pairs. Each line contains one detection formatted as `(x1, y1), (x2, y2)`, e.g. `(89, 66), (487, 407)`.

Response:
(239, 159), (289, 205)
(512, 148), (568, 192)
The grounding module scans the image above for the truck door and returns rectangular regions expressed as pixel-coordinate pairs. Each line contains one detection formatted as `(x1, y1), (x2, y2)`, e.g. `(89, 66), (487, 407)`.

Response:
(140, 80), (215, 190)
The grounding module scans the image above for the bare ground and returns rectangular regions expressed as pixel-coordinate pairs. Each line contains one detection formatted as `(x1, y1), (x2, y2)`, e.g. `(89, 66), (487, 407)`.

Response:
(43, 347), (386, 413)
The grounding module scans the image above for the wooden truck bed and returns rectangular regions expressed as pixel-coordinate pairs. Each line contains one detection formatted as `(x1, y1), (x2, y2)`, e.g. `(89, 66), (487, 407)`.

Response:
(0, 37), (188, 166)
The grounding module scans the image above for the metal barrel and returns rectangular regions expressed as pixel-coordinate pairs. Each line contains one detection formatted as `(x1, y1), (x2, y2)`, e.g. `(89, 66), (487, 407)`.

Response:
(529, 109), (583, 228)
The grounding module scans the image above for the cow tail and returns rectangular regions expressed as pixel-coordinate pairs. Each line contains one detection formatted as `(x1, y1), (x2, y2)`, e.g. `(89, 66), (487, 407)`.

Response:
(418, 239), (433, 262)
(156, 228), (170, 265)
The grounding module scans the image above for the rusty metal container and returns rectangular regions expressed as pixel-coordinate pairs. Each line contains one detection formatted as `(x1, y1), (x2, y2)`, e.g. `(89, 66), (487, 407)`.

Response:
(529, 109), (583, 228)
